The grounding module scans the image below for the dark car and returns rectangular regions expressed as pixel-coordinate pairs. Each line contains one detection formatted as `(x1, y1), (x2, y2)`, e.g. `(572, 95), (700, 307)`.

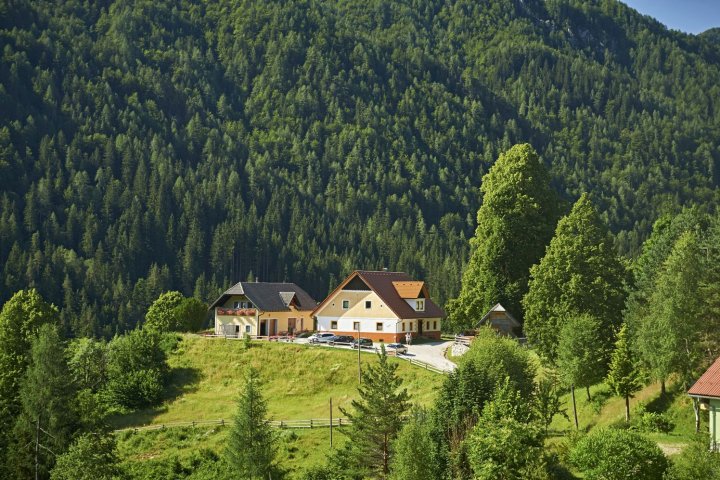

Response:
(351, 338), (374, 349)
(330, 335), (355, 345)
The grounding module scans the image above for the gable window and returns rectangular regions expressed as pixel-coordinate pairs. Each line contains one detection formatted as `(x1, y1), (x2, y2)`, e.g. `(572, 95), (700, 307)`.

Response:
(342, 300), (350, 309)
(416, 299), (425, 311)
(234, 301), (241, 309)
(331, 321), (338, 329)
(376, 322), (383, 331)
(353, 321), (360, 331)
(365, 301), (372, 309)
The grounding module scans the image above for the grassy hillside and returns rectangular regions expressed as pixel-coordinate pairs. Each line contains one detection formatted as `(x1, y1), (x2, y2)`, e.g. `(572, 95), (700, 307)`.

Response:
(113, 335), (445, 477)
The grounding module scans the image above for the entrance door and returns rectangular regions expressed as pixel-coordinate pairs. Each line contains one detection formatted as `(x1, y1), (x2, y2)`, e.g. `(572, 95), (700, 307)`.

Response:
(418, 319), (423, 336)
(270, 319), (277, 336)
(288, 318), (296, 334)
(260, 320), (267, 336)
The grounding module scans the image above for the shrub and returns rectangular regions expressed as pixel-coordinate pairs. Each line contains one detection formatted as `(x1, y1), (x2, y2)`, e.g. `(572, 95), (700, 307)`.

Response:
(570, 427), (668, 480)
(633, 404), (674, 433)
(665, 439), (720, 479)
(104, 329), (168, 409)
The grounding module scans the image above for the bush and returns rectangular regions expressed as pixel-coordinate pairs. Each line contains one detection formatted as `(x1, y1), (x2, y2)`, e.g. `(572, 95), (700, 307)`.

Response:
(104, 329), (168, 409)
(570, 427), (668, 480)
(665, 439), (720, 479)
(633, 404), (674, 433)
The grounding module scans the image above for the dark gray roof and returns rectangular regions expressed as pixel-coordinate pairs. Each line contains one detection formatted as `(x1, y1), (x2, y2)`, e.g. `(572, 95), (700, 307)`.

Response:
(209, 282), (317, 312)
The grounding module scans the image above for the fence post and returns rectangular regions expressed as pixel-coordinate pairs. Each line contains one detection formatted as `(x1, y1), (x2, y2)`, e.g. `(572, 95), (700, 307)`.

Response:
(310, 419), (313, 428)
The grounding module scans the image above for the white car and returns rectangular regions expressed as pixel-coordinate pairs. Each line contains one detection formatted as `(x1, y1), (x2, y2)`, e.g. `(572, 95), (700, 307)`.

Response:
(308, 332), (336, 344)
(386, 343), (408, 355)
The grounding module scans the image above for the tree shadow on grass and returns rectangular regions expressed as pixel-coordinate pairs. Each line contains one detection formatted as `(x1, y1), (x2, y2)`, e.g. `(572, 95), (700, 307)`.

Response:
(164, 365), (203, 403)
(108, 366), (203, 430)
(644, 382), (681, 413)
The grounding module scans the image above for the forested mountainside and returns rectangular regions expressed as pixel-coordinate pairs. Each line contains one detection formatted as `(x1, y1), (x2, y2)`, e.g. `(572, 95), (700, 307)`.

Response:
(1, 0), (719, 336)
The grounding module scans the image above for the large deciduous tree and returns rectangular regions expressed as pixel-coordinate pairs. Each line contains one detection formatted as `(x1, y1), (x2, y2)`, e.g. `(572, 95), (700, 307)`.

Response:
(0, 289), (60, 478)
(641, 231), (705, 390)
(556, 313), (609, 401)
(7, 324), (79, 479)
(523, 193), (627, 364)
(447, 143), (557, 331)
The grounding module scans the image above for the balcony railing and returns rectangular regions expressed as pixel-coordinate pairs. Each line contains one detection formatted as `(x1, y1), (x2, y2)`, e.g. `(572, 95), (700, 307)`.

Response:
(216, 308), (257, 316)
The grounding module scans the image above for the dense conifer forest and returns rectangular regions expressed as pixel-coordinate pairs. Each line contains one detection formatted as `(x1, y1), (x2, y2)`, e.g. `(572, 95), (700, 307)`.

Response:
(1, 0), (719, 336)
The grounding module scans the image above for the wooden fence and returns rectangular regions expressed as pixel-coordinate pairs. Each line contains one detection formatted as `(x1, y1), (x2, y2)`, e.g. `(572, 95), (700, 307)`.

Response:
(113, 417), (351, 434)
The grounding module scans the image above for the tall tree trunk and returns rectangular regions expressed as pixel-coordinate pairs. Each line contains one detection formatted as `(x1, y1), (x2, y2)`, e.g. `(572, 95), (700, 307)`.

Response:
(571, 384), (579, 429)
(661, 379), (666, 396)
(625, 395), (630, 422)
(693, 398), (701, 433)
(586, 385), (591, 402)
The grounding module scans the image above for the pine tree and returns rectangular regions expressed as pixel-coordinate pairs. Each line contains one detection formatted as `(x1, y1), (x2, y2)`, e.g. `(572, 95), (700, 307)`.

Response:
(607, 324), (642, 422)
(339, 347), (411, 479)
(7, 324), (79, 479)
(226, 367), (279, 479)
(523, 193), (627, 364)
(447, 143), (557, 331)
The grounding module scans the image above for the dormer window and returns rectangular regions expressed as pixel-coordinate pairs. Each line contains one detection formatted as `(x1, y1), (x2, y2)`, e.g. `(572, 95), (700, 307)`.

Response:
(416, 299), (425, 311)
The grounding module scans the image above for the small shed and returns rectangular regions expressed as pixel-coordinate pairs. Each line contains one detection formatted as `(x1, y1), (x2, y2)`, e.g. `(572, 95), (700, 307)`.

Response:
(688, 356), (720, 450)
(475, 303), (521, 338)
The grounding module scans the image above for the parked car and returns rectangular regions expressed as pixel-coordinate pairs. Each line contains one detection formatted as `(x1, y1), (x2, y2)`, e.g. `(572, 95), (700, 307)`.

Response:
(351, 338), (374, 349)
(308, 332), (337, 344)
(330, 335), (355, 345)
(385, 343), (408, 355)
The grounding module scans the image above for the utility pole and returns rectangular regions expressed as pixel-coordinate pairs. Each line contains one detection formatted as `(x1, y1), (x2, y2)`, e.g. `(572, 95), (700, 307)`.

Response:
(329, 398), (333, 449)
(35, 418), (39, 480)
(357, 324), (362, 384)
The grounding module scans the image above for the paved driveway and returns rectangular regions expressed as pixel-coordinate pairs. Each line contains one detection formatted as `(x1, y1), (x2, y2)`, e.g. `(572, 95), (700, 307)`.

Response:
(402, 341), (457, 372)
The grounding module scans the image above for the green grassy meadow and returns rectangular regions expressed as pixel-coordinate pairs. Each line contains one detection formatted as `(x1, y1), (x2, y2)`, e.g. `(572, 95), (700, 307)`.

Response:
(113, 335), (445, 477)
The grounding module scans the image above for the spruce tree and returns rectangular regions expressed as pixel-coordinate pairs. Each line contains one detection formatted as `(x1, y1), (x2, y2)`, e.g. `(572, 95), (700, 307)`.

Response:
(523, 193), (627, 364)
(447, 143), (557, 331)
(226, 367), (279, 479)
(7, 324), (79, 479)
(339, 347), (411, 479)
(607, 324), (642, 422)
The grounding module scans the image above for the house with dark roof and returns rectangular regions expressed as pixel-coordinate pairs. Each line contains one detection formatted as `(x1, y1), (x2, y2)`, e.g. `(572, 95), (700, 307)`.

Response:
(475, 303), (521, 338)
(209, 282), (317, 338)
(688, 356), (720, 450)
(312, 270), (445, 343)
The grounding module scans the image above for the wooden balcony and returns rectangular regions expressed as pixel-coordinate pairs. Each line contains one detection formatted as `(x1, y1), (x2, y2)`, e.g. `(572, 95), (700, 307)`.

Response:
(216, 307), (257, 316)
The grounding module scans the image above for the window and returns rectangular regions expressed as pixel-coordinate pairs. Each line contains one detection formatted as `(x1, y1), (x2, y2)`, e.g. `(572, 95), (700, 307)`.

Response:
(235, 325), (240, 333)
(365, 300), (372, 309)
(331, 321), (338, 329)
(410, 322), (414, 331)
(342, 300), (350, 309)
(416, 299), (425, 311)
(376, 322), (383, 331)
(433, 321), (437, 330)
(353, 321), (360, 331)
(234, 301), (241, 308)
(245, 325), (251, 333)
(402, 322), (406, 331)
